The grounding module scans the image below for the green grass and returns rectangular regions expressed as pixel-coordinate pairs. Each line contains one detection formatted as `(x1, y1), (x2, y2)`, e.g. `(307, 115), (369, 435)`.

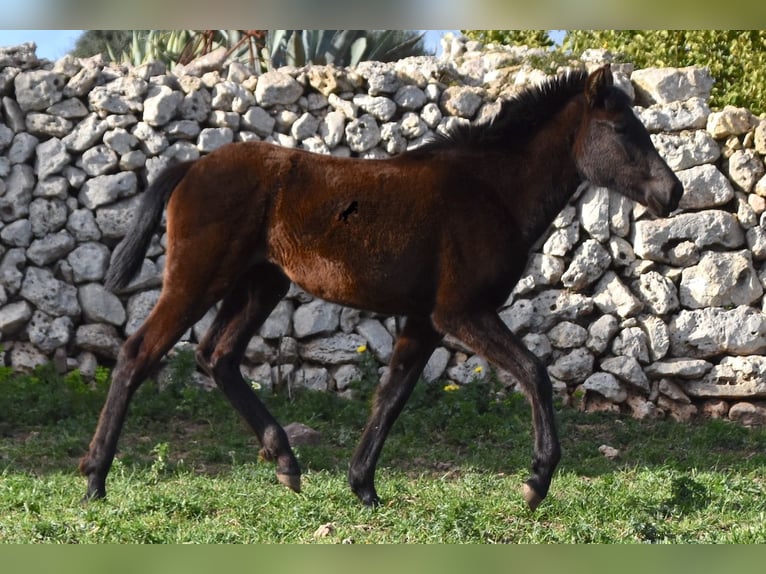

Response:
(1, 358), (766, 543)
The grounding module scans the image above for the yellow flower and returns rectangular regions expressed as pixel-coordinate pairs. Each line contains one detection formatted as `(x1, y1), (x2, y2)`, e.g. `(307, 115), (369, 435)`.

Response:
(443, 383), (460, 392)
(473, 365), (484, 374)
(356, 344), (367, 353)
(249, 380), (262, 391)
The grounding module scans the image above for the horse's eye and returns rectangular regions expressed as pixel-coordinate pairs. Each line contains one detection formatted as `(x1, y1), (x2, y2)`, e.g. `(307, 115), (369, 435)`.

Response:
(613, 123), (627, 134)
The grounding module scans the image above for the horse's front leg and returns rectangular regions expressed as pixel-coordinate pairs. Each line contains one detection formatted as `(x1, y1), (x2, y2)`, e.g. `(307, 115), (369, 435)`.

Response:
(348, 315), (442, 506)
(433, 309), (561, 511)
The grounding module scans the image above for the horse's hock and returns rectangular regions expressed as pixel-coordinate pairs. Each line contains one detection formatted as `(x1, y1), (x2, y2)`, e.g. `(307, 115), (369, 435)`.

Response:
(2, 39), (766, 425)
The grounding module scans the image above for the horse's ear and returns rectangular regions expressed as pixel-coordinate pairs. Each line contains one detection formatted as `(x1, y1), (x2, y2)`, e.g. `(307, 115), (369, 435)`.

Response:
(585, 64), (613, 108)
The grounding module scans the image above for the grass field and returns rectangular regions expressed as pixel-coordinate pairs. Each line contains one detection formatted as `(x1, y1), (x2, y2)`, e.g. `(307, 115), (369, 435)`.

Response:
(1, 357), (765, 543)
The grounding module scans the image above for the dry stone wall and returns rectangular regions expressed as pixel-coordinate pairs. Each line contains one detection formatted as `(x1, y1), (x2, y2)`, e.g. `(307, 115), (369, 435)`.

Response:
(2, 38), (766, 425)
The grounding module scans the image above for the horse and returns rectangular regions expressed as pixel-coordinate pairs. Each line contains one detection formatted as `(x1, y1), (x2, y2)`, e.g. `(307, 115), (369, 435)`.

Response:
(80, 64), (683, 511)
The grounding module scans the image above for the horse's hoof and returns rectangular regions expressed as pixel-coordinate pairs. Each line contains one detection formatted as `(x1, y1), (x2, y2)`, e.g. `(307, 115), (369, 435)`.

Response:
(277, 472), (301, 493)
(523, 482), (543, 512)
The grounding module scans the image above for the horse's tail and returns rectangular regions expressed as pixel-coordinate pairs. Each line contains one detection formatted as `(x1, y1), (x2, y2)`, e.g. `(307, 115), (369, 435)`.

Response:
(105, 161), (196, 292)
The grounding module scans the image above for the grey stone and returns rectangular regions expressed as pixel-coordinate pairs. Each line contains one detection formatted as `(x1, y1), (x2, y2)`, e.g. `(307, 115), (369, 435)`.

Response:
(20, 266), (80, 317)
(8, 133), (39, 164)
(593, 272), (643, 318)
(542, 220), (579, 257)
(394, 85), (427, 111)
(293, 299), (342, 339)
(78, 171), (137, 210)
(299, 333), (368, 365)
(33, 176), (69, 200)
(676, 164), (734, 210)
(499, 299), (535, 334)
(290, 112), (320, 141)
(547, 321), (587, 349)
(79, 145), (119, 176)
(143, 85), (182, 126)
(669, 306), (766, 358)
(259, 300), (294, 339)
(548, 348), (594, 384)
(132, 121), (168, 155)
(332, 364), (363, 391)
(423, 346), (451, 382)
(706, 105), (758, 139)
(0, 248), (27, 294)
(2, 97), (26, 133)
(726, 149), (765, 193)
(242, 106), (275, 137)
(125, 290), (161, 336)
(0, 164), (35, 222)
(319, 110), (347, 148)
(26, 310), (73, 353)
(727, 402), (766, 426)
(638, 315), (671, 361)
(679, 250), (762, 309)
(583, 372), (627, 403)
(632, 211), (745, 263)
(561, 239), (611, 290)
(10, 342), (48, 372)
(636, 97), (710, 132)
(686, 356), (766, 398)
(528, 290), (594, 332)
(103, 127), (139, 154)
(355, 318), (394, 363)
(440, 86), (484, 118)
(25, 112), (73, 138)
(579, 186), (610, 242)
(66, 208), (102, 241)
(62, 114), (109, 152)
(600, 355), (650, 392)
(611, 326), (650, 363)
(26, 230), (75, 266)
(631, 67), (713, 105)
(14, 69), (65, 111)
(448, 355), (490, 384)
(633, 271), (679, 315)
(0, 300), (33, 336)
(95, 195), (142, 239)
(644, 358), (713, 380)
(67, 242), (111, 283)
(46, 97), (89, 119)
(180, 89), (212, 122)
(345, 114), (380, 153)
(255, 71), (303, 107)
(1, 219), (32, 247)
(35, 137), (71, 180)
(75, 323), (123, 359)
(651, 130), (720, 171)
(212, 80), (254, 114)
(29, 198), (68, 237)
(353, 94), (397, 121)
(399, 111), (428, 140)
(197, 127), (233, 152)
(64, 64), (100, 98)
(586, 314), (619, 355)
(292, 365), (329, 391)
(78, 283), (126, 326)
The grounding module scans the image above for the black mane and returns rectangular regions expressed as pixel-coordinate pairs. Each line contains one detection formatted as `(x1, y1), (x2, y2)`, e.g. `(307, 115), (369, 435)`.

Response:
(416, 69), (590, 152)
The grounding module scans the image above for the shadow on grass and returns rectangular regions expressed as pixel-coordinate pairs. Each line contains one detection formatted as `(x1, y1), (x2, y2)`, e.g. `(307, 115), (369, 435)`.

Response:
(2, 364), (765, 490)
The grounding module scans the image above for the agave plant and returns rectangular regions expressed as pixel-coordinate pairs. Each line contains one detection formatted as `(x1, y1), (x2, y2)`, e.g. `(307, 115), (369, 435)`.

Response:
(73, 29), (428, 72)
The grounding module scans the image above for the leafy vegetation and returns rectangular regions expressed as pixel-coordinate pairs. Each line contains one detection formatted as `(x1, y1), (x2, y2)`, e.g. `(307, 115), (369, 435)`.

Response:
(461, 30), (766, 115)
(71, 30), (429, 72)
(2, 357), (766, 542)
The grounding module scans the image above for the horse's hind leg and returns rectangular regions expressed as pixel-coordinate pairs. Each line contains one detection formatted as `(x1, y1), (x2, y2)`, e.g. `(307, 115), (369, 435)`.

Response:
(195, 263), (301, 491)
(432, 309), (560, 512)
(80, 291), (214, 501)
(348, 315), (442, 506)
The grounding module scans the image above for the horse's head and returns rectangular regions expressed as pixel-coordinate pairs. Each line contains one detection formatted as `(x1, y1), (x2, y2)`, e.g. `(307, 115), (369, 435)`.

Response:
(575, 65), (683, 217)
